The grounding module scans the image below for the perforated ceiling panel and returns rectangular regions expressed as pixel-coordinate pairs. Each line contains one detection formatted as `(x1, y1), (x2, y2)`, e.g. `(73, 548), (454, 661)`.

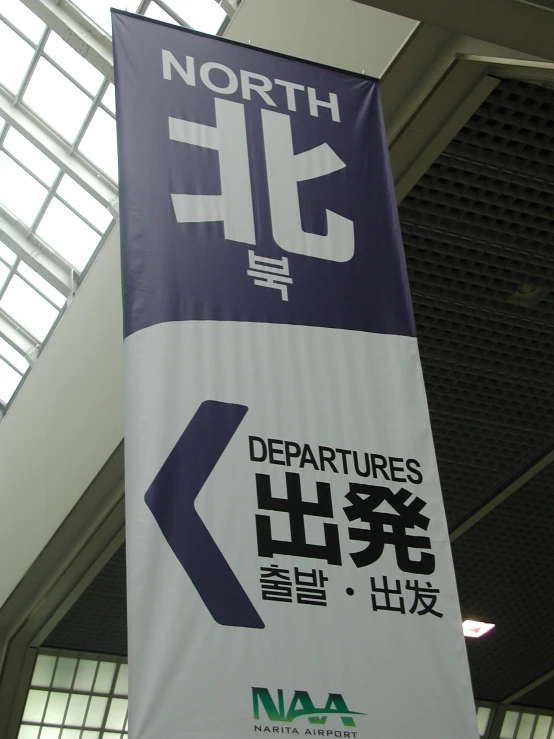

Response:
(453, 462), (554, 702)
(45, 547), (127, 656)
(399, 77), (554, 526)
(519, 679), (554, 711)
(45, 78), (554, 708)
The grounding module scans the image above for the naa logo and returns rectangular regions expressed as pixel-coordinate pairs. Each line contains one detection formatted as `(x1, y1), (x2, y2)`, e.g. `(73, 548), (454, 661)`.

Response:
(252, 687), (365, 728)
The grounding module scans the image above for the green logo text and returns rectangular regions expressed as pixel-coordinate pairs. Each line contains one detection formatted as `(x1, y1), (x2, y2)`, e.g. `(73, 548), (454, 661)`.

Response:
(252, 688), (365, 727)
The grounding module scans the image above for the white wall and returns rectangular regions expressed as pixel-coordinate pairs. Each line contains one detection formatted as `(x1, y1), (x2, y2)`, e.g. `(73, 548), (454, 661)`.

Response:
(0, 226), (124, 609)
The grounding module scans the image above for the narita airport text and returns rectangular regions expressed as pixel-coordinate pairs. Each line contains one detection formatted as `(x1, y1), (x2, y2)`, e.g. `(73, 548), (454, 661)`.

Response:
(249, 436), (423, 483)
(163, 50), (341, 122)
(255, 727), (357, 736)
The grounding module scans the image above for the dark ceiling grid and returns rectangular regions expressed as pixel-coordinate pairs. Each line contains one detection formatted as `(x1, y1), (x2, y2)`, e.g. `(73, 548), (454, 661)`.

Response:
(400, 77), (554, 526)
(45, 546), (127, 656)
(452, 462), (554, 703)
(44, 77), (554, 709)
(519, 679), (554, 711)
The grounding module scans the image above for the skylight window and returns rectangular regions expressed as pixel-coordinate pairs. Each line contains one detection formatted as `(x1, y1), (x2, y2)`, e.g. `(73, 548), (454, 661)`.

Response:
(44, 32), (104, 94)
(0, 20), (35, 94)
(0, 0), (46, 44)
(0, 240), (16, 266)
(4, 128), (60, 186)
(0, 152), (48, 225)
(102, 84), (116, 115)
(165, 0), (226, 33)
(0, 260), (10, 289)
(23, 59), (92, 142)
(0, 356), (22, 405)
(0, 0), (233, 415)
(17, 263), (66, 309)
(78, 108), (118, 182)
(66, 0), (227, 35)
(0, 274), (59, 342)
(145, 2), (179, 24)
(36, 199), (101, 272)
(0, 335), (29, 374)
(57, 176), (113, 232)
(69, 0), (142, 34)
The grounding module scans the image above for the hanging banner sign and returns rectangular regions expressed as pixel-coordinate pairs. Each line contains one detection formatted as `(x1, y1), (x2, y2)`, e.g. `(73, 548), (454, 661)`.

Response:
(113, 10), (478, 739)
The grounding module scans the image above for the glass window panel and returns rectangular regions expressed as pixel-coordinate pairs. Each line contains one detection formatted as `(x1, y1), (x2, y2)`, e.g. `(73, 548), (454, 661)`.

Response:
(0, 0), (46, 43)
(0, 152), (48, 225)
(40, 728), (62, 739)
(94, 662), (116, 693)
(57, 176), (112, 231)
(102, 84), (115, 114)
(52, 658), (78, 690)
(60, 730), (80, 739)
(0, 356), (22, 404)
(144, 3), (178, 24)
(22, 689), (48, 723)
(0, 261), (9, 288)
(0, 336), (28, 373)
(0, 275), (58, 341)
(516, 713), (535, 739)
(105, 698), (127, 731)
(84, 696), (108, 728)
(64, 693), (89, 726)
(80, 732), (99, 739)
(534, 715), (552, 739)
(78, 108), (118, 181)
(501, 711), (521, 739)
(163, 0), (226, 33)
(44, 691), (70, 725)
(23, 59), (92, 142)
(0, 239), (16, 265)
(36, 199), (100, 272)
(44, 33), (103, 94)
(477, 706), (491, 736)
(113, 664), (128, 696)
(18, 726), (40, 739)
(31, 654), (57, 688)
(73, 661), (97, 693)
(0, 21), (34, 94)
(18, 263), (66, 308)
(4, 127), (60, 186)
(69, 1), (142, 33)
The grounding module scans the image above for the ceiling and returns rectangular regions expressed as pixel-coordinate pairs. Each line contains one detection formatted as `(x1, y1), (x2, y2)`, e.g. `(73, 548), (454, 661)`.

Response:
(0, 0), (226, 414)
(44, 75), (554, 710)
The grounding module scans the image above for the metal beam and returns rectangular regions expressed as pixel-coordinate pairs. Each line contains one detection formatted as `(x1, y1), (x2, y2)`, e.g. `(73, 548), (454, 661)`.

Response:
(486, 704), (508, 739)
(503, 668), (554, 704)
(0, 208), (74, 298)
(0, 86), (118, 215)
(388, 58), (498, 202)
(21, 0), (113, 79)
(351, 0), (554, 61)
(450, 444), (554, 541)
(0, 313), (38, 361)
(461, 54), (554, 84)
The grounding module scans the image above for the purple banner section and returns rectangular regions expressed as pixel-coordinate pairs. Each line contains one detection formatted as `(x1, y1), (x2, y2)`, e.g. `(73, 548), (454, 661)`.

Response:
(144, 400), (264, 629)
(113, 11), (415, 339)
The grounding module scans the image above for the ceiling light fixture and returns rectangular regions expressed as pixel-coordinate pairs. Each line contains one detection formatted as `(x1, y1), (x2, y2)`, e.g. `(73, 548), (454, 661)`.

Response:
(462, 620), (495, 638)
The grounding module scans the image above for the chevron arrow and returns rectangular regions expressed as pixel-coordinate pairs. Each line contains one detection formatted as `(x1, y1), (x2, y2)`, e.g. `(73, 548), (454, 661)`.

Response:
(144, 399), (265, 629)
